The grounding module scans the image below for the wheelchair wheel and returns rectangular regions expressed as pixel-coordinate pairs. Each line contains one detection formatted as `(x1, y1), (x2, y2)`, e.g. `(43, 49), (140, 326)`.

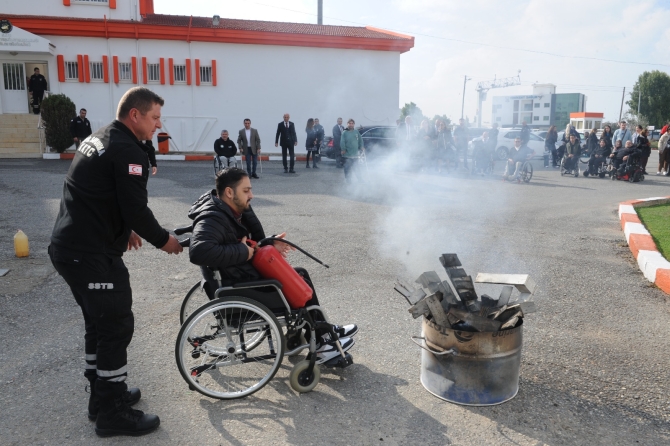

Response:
(520, 161), (533, 183)
(213, 157), (223, 174)
(175, 297), (285, 399)
(289, 360), (321, 393)
(180, 281), (210, 325)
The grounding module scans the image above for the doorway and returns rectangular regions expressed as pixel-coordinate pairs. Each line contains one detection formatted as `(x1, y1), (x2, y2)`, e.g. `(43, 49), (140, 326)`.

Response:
(1, 61), (27, 113)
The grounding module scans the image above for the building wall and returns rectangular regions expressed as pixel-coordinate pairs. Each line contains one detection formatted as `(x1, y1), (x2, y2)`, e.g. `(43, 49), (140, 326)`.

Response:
(9, 0), (138, 21)
(492, 92), (584, 130)
(43, 35), (400, 152)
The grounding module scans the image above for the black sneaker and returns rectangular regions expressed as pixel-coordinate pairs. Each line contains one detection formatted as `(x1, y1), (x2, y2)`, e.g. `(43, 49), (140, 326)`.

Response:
(251, 173), (260, 179)
(313, 164), (319, 169)
(284, 168), (288, 173)
(289, 169), (296, 174)
(335, 324), (358, 338)
(315, 336), (355, 364)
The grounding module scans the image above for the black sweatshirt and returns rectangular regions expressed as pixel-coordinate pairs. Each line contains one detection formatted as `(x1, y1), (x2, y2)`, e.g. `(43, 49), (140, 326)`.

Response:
(51, 120), (169, 256)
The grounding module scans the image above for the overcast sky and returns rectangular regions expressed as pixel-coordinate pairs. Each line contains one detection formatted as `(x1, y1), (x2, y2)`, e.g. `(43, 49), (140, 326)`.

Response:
(156, 0), (670, 125)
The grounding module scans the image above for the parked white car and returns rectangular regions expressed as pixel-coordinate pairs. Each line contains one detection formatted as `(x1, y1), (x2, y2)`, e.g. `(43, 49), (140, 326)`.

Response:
(493, 128), (546, 160)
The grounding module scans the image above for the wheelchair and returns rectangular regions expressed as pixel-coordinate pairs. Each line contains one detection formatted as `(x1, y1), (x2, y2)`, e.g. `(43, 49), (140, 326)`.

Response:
(214, 154), (238, 174)
(173, 227), (354, 399)
(560, 154), (581, 177)
(471, 146), (495, 176)
(583, 155), (610, 178)
(502, 149), (534, 183)
(610, 154), (645, 183)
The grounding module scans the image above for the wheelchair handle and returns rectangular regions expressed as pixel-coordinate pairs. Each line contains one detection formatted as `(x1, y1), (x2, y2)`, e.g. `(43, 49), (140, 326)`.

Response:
(174, 225), (193, 236)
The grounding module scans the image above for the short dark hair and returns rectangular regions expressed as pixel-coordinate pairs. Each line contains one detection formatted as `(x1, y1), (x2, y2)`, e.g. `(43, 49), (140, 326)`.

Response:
(80, 108), (87, 112)
(116, 87), (164, 119)
(244, 118), (251, 123)
(215, 167), (248, 196)
(34, 67), (39, 72)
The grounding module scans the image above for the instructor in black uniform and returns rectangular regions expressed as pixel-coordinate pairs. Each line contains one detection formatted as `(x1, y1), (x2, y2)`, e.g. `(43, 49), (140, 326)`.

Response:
(28, 67), (47, 114)
(48, 86), (183, 437)
(70, 108), (92, 149)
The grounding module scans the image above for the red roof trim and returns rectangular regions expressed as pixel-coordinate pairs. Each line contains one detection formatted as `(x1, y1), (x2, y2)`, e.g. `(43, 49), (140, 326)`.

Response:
(3, 14), (414, 53)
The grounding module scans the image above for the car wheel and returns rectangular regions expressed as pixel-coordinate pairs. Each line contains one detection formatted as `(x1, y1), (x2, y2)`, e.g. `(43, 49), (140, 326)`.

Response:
(496, 146), (509, 161)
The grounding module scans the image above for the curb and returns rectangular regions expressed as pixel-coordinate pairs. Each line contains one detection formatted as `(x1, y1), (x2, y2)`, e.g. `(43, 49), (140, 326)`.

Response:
(618, 196), (670, 293)
(42, 153), (318, 162)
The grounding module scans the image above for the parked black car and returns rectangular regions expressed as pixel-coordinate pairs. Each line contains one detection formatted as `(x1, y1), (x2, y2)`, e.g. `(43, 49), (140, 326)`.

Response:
(321, 125), (398, 160)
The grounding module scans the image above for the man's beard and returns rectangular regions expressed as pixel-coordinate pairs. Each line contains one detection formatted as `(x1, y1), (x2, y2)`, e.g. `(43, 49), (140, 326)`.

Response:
(232, 194), (250, 212)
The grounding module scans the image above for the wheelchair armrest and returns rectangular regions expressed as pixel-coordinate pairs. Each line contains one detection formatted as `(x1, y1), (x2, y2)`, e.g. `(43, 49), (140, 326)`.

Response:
(174, 225), (193, 236)
(232, 279), (283, 289)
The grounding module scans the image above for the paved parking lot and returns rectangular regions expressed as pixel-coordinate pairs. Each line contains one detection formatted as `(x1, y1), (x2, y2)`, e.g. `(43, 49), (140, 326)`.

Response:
(1, 157), (669, 445)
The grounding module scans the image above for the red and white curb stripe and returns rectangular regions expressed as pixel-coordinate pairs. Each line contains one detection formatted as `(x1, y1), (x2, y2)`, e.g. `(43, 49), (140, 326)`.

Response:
(43, 153), (321, 162)
(618, 196), (670, 293)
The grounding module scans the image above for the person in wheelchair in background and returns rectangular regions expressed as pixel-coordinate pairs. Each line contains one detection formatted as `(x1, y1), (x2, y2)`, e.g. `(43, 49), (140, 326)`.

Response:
(586, 138), (611, 176)
(471, 130), (495, 175)
(609, 140), (639, 173)
(213, 130), (238, 170)
(187, 167), (358, 363)
(562, 133), (581, 175)
(503, 137), (531, 181)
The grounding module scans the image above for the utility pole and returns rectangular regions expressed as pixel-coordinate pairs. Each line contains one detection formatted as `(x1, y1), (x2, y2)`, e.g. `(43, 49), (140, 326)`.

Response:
(317, 0), (323, 25)
(475, 70), (521, 127)
(637, 88), (641, 116)
(461, 75), (471, 120)
(618, 86), (625, 122)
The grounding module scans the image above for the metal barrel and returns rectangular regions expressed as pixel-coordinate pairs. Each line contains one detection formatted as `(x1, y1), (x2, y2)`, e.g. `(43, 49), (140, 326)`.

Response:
(417, 316), (522, 406)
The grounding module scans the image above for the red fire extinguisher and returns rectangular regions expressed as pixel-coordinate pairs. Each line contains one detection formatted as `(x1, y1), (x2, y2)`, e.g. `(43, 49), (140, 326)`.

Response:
(246, 238), (329, 309)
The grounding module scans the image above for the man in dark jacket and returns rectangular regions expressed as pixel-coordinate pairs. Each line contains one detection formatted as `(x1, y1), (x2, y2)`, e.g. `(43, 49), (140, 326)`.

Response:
(275, 113), (298, 173)
(519, 121), (530, 145)
(188, 167), (358, 363)
(70, 108), (92, 149)
(564, 134), (581, 175)
(588, 138), (610, 174)
(452, 118), (470, 168)
(28, 67), (48, 114)
(213, 130), (238, 169)
(332, 117), (344, 168)
(49, 87), (183, 438)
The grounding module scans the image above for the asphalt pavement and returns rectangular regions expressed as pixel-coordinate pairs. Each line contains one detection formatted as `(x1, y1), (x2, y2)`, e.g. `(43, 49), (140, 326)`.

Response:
(1, 156), (669, 445)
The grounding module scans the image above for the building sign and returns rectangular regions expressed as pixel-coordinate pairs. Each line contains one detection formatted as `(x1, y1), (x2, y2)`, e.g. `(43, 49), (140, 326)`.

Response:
(0, 25), (53, 54)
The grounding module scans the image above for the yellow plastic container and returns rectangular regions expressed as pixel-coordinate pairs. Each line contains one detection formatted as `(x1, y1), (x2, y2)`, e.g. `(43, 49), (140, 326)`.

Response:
(14, 230), (29, 258)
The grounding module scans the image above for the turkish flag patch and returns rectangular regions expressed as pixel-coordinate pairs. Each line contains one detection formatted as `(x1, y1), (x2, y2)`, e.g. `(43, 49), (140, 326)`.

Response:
(129, 164), (143, 175)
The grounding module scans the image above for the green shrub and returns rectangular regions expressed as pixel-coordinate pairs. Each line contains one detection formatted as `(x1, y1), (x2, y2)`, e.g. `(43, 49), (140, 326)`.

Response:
(41, 94), (76, 153)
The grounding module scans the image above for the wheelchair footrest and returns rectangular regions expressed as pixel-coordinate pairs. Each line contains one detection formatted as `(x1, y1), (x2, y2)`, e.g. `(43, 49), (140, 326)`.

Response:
(322, 353), (353, 369)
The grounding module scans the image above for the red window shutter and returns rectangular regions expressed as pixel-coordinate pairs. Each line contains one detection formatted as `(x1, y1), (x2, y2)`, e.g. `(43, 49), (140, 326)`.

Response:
(131, 57), (138, 84)
(77, 55), (84, 82)
(109, 0), (117, 9)
(211, 60), (217, 86)
(83, 55), (90, 83)
(168, 58), (174, 85)
(159, 58), (165, 85)
(142, 57), (147, 84)
(185, 59), (191, 85)
(113, 56), (119, 84)
(102, 55), (109, 83)
(63, 0), (70, 5)
(194, 59), (200, 86)
(57, 55), (65, 82)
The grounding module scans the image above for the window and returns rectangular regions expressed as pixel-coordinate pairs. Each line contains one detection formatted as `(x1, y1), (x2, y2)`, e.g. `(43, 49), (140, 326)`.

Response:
(544, 103), (550, 108)
(523, 103), (533, 111)
(534, 103), (540, 108)
(148, 63), (160, 83)
(73, 0), (108, 3)
(173, 64), (186, 83)
(199, 66), (212, 84)
(90, 62), (104, 81)
(543, 116), (549, 121)
(65, 61), (79, 80)
(2, 63), (25, 90)
(118, 62), (132, 81)
(533, 116), (539, 121)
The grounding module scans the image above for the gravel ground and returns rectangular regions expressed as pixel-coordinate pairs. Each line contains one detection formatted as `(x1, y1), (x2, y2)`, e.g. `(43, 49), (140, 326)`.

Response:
(1, 156), (669, 445)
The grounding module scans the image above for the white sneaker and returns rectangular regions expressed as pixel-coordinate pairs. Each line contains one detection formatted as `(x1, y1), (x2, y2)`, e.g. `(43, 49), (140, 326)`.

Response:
(335, 324), (358, 338)
(656, 171), (662, 176)
(315, 336), (354, 364)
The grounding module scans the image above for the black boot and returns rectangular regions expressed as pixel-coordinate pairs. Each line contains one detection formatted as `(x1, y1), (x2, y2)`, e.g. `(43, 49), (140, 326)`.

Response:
(95, 380), (158, 437)
(87, 376), (141, 421)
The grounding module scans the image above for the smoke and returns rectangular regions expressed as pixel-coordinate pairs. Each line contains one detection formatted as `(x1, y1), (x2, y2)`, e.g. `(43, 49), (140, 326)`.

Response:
(339, 148), (523, 279)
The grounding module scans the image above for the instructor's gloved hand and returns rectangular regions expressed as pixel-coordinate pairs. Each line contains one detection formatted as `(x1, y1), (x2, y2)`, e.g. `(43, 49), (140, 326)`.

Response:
(161, 235), (184, 254)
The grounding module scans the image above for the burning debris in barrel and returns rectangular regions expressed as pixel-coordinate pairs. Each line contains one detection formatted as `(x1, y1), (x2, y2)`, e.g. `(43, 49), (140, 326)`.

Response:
(394, 253), (537, 332)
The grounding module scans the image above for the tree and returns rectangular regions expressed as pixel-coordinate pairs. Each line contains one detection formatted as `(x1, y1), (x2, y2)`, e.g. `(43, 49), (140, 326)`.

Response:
(399, 102), (425, 124)
(41, 94), (76, 153)
(626, 70), (670, 127)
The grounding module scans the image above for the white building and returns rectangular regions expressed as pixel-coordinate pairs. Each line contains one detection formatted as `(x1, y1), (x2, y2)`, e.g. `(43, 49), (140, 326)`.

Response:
(491, 84), (586, 131)
(0, 0), (413, 156)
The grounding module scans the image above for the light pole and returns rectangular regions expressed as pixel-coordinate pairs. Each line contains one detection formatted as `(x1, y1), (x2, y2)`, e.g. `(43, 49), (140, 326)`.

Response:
(461, 75), (471, 120)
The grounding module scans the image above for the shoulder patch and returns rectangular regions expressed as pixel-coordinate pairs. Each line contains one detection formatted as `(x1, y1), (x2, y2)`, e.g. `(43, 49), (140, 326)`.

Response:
(129, 164), (143, 175)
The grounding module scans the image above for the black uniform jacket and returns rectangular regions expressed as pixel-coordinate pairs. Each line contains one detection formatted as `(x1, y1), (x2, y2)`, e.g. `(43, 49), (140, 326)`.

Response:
(51, 120), (169, 256)
(28, 74), (47, 93)
(188, 190), (266, 281)
(213, 138), (237, 158)
(70, 116), (92, 139)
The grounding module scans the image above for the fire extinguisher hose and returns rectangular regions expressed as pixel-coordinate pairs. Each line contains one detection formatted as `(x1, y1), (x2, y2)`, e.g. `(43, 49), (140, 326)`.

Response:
(258, 237), (329, 268)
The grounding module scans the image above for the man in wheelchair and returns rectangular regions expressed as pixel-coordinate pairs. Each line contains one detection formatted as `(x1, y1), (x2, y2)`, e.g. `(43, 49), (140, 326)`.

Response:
(587, 138), (611, 175)
(503, 137), (531, 180)
(609, 140), (640, 175)
(187, 167), (357, 363)
(563, 133), (581, 174)
(213, 130), (238, 169)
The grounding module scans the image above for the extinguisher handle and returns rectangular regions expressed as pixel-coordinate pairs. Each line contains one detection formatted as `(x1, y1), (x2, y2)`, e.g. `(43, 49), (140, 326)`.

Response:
(245, 239), (258, 248)
(258, 237), (329, 269)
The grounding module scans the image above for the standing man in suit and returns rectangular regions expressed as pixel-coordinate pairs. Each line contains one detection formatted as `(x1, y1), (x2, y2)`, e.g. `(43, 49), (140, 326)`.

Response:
(332, 117), (344, 168)
(237, 118), (261, 179)
(275, 113), (298, 173)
